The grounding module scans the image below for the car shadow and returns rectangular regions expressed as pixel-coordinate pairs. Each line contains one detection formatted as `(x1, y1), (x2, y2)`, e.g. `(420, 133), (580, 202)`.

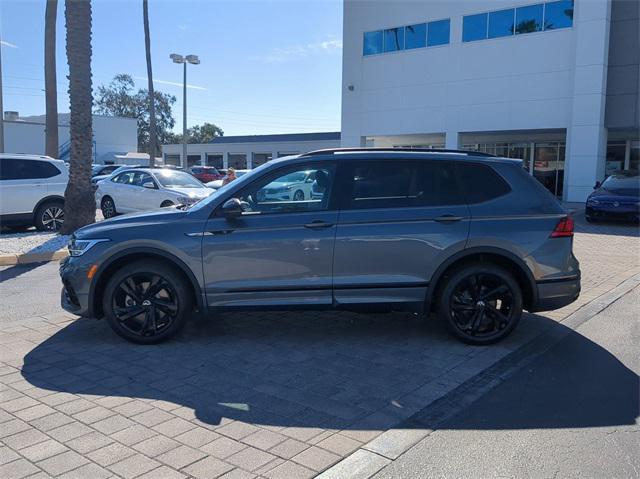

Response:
(20, 311), (639, 432)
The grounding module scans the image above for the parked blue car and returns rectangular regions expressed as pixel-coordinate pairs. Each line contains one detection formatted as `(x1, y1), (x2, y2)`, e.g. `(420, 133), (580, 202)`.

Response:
(586, 171), (640, 223)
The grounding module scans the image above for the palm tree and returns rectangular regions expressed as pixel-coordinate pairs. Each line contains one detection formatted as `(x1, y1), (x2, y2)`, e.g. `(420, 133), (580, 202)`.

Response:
(61, 0), (95, 234)
(143, 0), (157, 166)
(45, 0), (59, 158)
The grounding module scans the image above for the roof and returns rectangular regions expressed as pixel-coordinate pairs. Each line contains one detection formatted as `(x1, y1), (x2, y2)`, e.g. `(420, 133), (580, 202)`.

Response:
(209, 132), (341, 144)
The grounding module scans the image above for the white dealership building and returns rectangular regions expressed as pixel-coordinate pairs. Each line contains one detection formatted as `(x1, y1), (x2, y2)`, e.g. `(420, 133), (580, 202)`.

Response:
(341, 0), (639, 201)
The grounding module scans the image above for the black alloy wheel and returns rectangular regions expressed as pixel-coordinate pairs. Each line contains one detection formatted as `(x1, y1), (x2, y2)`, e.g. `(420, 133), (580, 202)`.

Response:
(293, 190), (305, 201)
(101, 197), (116, 218)
(40, 205), (64, 231)
(439, 264), (522, 345)
(103, 261), (192, 343)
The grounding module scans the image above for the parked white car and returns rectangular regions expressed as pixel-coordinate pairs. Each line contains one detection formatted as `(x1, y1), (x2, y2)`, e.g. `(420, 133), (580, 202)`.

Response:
(95, 168), (212, 218)
(256, 170), (317, 202)
(0, 153), (69, 231)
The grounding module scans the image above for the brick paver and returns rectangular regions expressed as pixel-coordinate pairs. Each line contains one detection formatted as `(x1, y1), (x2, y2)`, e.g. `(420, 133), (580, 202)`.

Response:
(1, 216), (638, 477)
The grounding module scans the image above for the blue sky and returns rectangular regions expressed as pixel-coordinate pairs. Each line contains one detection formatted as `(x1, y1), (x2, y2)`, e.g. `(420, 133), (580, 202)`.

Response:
(0, 0), (343, 136)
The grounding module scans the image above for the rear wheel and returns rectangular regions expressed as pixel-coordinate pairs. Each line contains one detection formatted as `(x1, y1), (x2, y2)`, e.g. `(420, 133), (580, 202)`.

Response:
(293, 190), (305, 201)
(438, 264), (522, 345)
(161, 200), (174, 208)
(103, 260), (193, 344)
(34, 201), (64, 231)
(101, 196), (117, 218)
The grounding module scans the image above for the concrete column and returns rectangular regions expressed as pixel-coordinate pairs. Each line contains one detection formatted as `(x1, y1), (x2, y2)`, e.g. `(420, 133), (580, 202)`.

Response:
(445, 130), (459, 150)
(272, 151), (278, 161)
(247, 152), (253, 169)
(200, 152), (206, 166)
(223, 152), (229, 169)
(564, 0), (612, 201)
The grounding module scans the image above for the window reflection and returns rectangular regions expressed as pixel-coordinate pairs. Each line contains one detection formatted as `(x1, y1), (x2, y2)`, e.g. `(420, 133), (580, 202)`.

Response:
(516, 4), (543, 33)
(428, 19), (450, 46)
(405, 23), (426, 49)
(463, 13), (488, 42)
(488, 9), (515, 39)
(363, 30), (383, 55)
(384, 27), (405, 52)
(544, 0), (574, 30)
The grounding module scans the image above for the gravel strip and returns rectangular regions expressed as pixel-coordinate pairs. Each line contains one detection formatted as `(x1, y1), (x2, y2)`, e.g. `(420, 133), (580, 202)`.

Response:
(0, 231), (70, 256)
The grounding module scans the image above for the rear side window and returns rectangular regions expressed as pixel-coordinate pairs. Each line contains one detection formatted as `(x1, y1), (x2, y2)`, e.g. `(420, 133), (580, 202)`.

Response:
(457, 162), (511, 203)
(0, 158), (61, 180)
(344, 160), (464, 210)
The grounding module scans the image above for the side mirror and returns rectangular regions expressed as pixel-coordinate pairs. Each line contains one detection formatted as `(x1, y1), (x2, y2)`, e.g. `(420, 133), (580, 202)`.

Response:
(594, 181), (601, 189)
(221, 198), (243, 218)
(142, 181), (155, 189)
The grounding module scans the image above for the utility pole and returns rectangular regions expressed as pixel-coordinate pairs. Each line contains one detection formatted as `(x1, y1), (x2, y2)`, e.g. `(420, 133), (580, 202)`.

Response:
(0, 41), (4, 153)
(170, 53), (199, 168)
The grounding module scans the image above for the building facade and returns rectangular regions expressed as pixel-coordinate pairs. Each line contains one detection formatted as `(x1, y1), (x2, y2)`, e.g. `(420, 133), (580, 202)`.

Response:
(341, 0), (639, 201)
(162, 132), (341, 169)
(3, 113), (138, 164)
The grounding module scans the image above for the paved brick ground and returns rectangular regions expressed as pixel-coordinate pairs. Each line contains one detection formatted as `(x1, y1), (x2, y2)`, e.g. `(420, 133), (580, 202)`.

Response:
(0, 216), (638, 478)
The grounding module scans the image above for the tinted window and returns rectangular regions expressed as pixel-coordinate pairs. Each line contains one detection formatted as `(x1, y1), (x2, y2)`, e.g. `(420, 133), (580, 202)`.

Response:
(363, 30), (383, 55)
(488, 8), (515, 38)
(457, 163), (511, 203)
(516, 4), (543, 33)
(345, 161), (463, 210)
(384, 27), (404, 52)
(235, 165), (335, 215)
(0, 159), (60, 180)
(463, 13), (488, 42)
(427, 19), (450, 46)
(133, 172), (155, 187)
(544, 0), (573, 30)
(112, 171), (136, 184)
(405, 23), (426, 49)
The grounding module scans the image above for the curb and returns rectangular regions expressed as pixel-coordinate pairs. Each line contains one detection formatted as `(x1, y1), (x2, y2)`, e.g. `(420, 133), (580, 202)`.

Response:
(0, 249), (68, 266)
(317, 273), (640, 479)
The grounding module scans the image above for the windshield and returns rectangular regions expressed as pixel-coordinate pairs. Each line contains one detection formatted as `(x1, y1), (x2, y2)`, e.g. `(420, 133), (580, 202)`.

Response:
(92, 165), (102, 175)
(602, 174), (640, 194)
(155, 170), (204, 188)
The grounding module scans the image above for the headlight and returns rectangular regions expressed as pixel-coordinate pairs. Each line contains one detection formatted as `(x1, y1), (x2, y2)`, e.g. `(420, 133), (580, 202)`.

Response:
(68, 238), (110, 257)
(176, 196), (200, 205)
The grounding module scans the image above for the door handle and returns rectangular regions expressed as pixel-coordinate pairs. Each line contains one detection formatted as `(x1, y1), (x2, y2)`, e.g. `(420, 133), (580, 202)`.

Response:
(304, 220), (334, 229)
(434, 214), (464, 223)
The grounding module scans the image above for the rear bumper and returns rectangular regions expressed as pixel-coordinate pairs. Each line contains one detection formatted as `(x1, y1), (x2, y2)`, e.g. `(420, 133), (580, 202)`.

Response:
(531, 274), (581, 312)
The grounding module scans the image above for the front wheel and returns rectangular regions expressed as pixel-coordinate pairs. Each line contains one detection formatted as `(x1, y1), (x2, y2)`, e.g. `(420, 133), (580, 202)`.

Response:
(103, 260), (193, 344)
(438, 264), (523, 345)
(101, 196), (117, 219)
(35, 201), (64, 231)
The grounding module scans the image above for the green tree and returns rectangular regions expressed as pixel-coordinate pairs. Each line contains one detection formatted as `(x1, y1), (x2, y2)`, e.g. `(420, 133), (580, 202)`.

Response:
(93, 74), (176, 153)
(168, 122), (224, 144)
(61, 0), (95, 233)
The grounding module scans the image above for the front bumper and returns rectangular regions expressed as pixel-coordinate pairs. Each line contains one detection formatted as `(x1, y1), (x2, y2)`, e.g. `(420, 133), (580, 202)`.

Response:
(59, 256), (92, 317)
(531, 273), (581, 312)
(586, 205), (640, 222)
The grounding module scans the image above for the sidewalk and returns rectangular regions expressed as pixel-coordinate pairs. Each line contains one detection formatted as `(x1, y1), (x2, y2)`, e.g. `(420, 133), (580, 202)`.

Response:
(0, 217), (638, 479)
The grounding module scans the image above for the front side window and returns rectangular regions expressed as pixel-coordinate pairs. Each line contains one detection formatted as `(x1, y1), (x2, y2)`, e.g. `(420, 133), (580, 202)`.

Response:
(488, 9), (515, 38)
(155, 170), (203, 188)
(363, 30), (383, 55)
(405, 23), (426, 49)
(344, 161), (463, 210)
(463, 13), (488, 42)
(134, 172), (155, 188)
(427, 19), (450, 46)
(113, 171), (136, 184)
(516, 4), (544, 33)
(234, 165), (335, 215)
(544, 0), (574, 30)
(384, 27), (405, 52)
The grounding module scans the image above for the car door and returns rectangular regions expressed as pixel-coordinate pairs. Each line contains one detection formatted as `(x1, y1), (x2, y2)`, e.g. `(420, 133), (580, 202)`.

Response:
(0, 158), (52, 216)
(108, 171), (137, 212)
(202, 161), (338, 308)
(132, 172), (161, 210)
(332, 159), (471, 309)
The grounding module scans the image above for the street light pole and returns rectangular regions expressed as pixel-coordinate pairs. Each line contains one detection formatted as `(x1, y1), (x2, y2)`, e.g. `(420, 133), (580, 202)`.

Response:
(170, 53), (199, 169)
(0, 42), (4, 153)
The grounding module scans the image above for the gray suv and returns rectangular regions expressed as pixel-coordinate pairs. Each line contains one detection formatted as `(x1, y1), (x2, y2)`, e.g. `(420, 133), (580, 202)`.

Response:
(60, 148), (580, 345)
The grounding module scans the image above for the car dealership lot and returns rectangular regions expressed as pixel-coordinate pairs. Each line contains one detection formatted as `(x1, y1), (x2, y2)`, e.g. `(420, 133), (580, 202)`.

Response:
(0, 215), (638, 478)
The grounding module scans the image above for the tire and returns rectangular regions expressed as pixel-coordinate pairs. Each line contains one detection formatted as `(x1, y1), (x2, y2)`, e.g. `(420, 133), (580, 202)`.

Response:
(34, 201), (64, 231)
(102, 260), (193, 344)
(101, 196), (117, 219)
(161, 200), (174, 208)
(585, 215), (595, 223)
(438, 264), (523, 345)
(293, 190), (305, 201)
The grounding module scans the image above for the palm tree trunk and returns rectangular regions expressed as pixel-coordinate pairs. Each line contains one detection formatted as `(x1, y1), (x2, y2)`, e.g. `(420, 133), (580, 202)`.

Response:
(61, 0), (95, 234)
(45, 0), (59, 158)
(143, 0), (157, 166)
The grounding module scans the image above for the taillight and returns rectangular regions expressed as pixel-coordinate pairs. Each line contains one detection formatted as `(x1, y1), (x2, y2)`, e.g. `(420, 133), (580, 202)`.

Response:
(551, 216), (574, 238)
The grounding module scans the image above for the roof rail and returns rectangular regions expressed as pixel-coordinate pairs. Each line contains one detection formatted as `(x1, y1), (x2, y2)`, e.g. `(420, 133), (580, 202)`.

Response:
(301, 147), (496, 157)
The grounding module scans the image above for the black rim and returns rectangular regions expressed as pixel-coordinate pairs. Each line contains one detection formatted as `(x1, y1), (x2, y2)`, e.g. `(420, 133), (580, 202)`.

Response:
(112, 273), (179, 337)
(449, 272), (515, 339)
(42, 206), (64, 230)
(102, 199), (115, 218)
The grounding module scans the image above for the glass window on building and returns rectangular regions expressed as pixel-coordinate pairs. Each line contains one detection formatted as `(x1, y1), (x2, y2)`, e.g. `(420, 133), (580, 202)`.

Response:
(405, 23), (426, 49)
(463, 13), (488, 42)
(164, 154), (180, 166)
(488, 9), (515, 39)
(228, 154), (247, 170)
(427, 19), (450, 46)
(187, 155), (201, 168)
(606, 142), (626, 176)
(252, 153), (272, 168)
(384, 27), (405, 52)
(533, 142), (565, 197)
(630, 141), (640, 171)
(544, 0), (574, 30)
(206, 154), (224, 169)
(508, 143), (531, 171)
(515, 4), (544, 34)
(363, 30), (383, 55)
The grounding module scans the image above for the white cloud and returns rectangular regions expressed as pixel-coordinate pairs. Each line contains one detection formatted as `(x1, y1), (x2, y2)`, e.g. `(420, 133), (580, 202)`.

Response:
(133, 76), (207, 91)
(1, 40), (18, 49)
(263, 38), (342, 63)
